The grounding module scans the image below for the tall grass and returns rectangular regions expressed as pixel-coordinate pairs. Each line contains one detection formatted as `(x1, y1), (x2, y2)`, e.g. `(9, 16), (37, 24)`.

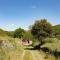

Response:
(0, 36), (23, 60)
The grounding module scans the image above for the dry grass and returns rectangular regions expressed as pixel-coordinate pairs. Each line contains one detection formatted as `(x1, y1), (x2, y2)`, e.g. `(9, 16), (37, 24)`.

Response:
(23, 51), (33, 60)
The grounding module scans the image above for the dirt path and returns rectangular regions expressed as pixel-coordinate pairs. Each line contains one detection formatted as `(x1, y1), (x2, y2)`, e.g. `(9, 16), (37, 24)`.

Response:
(20, 50), (25, 60)
(28, 50), (45, 60)
(30, 50), (39, 60)
(19, 46), (45, 60)
(21, 50), (45, 60)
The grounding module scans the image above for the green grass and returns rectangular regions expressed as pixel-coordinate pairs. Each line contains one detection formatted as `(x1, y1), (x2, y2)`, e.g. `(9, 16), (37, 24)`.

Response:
(0, 36), (60, 60)
(42, 38), (60, 51)
(41, 38), (60, 60)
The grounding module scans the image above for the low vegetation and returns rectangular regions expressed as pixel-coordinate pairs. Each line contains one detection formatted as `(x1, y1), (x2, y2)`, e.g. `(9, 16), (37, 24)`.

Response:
(0, 19), (60, 60)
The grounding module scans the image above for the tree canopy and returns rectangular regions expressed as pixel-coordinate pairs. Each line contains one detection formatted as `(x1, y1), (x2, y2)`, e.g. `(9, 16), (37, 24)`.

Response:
(13, 28), (25, 38)
(31, 19), (53, 43)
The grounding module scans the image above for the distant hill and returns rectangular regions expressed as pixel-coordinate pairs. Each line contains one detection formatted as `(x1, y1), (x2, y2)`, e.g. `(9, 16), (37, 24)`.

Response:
(0, 29), (14, 37)
(53, 24), (60, 34)
(53, 24), (60, 29)
(0, 29), (7, 36)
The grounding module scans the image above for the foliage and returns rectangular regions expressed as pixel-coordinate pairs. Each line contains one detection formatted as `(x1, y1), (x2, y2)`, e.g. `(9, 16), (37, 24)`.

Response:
(31, 19), (53, 43)
(5, 31), (14, 37)
(23, 30), (34, 40)
(44, 38), (59, 43)
(13, 28), (25, 38)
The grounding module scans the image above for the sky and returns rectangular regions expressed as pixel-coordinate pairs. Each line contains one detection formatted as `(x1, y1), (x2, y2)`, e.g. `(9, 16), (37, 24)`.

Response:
(0, 0), (60, 31)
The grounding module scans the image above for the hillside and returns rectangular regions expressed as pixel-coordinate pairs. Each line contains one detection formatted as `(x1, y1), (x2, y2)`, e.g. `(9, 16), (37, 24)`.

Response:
(53, 24), (60, 34)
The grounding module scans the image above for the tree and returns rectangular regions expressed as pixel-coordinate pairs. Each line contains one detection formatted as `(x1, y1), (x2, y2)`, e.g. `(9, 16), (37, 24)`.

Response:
(13, 28), (25, 38)
(31, 19), (53, 47)
(23, 30), (34, 40)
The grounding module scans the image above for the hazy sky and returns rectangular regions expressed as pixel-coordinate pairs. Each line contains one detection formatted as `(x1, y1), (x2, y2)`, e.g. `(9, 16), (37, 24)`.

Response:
(0, 0), (60, 31)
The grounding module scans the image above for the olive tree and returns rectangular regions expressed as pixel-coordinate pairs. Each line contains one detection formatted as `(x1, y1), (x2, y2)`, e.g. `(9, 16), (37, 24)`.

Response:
(31, 19), (53, 48)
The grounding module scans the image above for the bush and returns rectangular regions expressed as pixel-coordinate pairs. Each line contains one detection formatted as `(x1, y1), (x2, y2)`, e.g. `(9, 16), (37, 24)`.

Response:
(13, 28), (25, 38)
(44, 38), (59, 43)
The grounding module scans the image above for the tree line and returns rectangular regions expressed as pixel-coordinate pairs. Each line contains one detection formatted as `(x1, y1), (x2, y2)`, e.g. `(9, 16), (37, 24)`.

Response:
(0, 19), (60, 48)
